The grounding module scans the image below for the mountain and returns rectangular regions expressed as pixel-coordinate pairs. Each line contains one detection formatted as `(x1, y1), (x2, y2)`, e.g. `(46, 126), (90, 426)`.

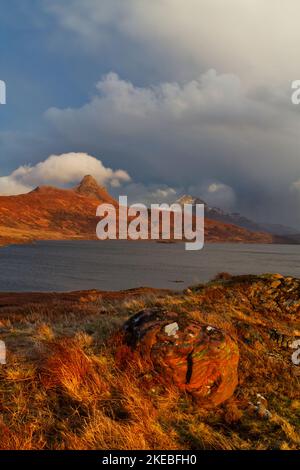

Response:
(74, 175), (116, 204)
(0, 176), (274, 246)
(0, 176), (118, 247)
(176, 194), (300, 240)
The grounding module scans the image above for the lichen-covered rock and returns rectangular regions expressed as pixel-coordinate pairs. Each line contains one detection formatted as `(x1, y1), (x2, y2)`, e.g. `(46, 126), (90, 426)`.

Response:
(123, 308), (239, 406)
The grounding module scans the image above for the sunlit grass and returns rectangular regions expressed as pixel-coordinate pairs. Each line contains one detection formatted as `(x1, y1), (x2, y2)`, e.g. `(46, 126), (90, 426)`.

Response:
(0, 274), (299, 449)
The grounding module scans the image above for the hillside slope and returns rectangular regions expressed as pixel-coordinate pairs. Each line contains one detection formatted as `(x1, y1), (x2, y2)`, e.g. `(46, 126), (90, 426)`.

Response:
(0, 176), (273, 246)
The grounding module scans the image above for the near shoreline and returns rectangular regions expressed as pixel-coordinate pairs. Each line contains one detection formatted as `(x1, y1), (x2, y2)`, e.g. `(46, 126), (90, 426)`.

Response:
(0, 273), (299, 450)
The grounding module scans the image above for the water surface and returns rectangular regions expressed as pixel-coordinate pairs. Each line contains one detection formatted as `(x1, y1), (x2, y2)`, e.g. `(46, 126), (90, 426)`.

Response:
(0, 241), (299, 292)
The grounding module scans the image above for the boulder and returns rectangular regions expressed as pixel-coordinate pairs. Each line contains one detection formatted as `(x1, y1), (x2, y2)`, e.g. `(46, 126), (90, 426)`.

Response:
(122, 308), (239, 406)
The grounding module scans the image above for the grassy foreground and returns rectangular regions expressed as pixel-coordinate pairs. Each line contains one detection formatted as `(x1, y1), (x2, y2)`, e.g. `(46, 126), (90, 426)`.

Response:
(0, 274), (299, 450)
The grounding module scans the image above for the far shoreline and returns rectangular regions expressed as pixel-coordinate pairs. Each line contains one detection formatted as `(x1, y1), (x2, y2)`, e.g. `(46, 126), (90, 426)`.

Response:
(1, 236), (300, 250)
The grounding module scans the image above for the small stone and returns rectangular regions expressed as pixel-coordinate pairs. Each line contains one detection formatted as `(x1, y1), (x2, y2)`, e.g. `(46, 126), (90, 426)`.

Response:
(257, 405), (272, 420)
(271, 280), (281, 288)
(164, 322), (179, 337)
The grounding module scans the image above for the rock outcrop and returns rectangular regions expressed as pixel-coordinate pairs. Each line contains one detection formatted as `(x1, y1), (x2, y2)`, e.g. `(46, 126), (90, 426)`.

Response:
(74, 175), (117, 204)
(122, 308), (239, 406)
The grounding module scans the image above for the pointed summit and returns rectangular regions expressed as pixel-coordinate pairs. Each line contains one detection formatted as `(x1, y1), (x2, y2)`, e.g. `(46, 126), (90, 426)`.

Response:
(74, 175), (117, 204)
(76, 175), (102, 193)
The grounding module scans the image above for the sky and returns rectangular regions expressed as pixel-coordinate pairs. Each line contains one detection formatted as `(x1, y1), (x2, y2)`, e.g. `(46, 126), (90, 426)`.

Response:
(1, 0), (300, 227)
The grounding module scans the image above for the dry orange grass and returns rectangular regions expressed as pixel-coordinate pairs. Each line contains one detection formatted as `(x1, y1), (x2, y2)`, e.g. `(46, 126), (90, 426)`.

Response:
(0, 274), (299, 450)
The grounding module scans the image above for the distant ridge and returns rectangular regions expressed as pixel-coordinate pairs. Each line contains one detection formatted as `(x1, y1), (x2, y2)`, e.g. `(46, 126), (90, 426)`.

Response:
(0, 176), (275, 246)
(176, 194), (300, 238)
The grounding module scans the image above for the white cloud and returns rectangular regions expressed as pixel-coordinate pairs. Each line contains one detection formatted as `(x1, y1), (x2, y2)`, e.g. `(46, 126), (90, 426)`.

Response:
(45, 71), (296, 182)
(151, 188), (177, 199)
(0, 152), (131, 195)
(45, 69), (283, 163)
(205, 182), (236, 210)
(119, 183), (179, 206)
(46, 70), (294, 139)
(0, 177), (31, 196)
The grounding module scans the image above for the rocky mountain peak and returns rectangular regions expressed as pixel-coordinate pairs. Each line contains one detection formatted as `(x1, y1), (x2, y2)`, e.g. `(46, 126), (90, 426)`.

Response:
(74, 175), (117, 204)
(176, 194), (207, 206)
(75, 175), (103, 193)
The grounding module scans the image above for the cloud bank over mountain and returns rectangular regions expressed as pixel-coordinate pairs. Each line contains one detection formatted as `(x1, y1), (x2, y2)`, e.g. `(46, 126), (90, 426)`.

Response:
(44, 70), (300, 226)
(0, 153), (131, 195)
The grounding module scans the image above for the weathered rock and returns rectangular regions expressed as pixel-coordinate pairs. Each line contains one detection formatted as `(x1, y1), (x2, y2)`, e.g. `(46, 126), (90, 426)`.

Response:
(123, 308), (239, 406)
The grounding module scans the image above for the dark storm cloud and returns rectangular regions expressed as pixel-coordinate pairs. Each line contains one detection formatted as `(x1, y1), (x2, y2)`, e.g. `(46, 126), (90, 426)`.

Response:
(43, 71), (300, 227)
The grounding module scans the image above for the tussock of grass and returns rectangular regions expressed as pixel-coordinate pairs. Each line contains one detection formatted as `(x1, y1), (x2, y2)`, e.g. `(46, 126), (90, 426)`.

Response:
(0, 275), (299, 450)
